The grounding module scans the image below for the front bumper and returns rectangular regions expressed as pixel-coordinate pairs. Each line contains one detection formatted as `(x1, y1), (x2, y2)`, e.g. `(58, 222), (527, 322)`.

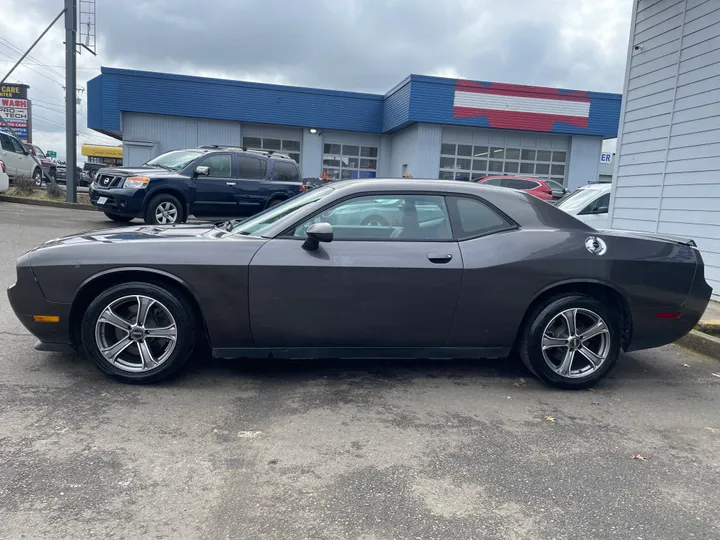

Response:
(7, 255), (73, 349)
(90, 185), (146, 217)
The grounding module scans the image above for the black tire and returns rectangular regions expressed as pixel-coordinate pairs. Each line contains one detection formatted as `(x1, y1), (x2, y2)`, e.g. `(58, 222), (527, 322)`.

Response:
(32, 168), (43, 186)
(49, 169), (57, 182)
(103, 212), (133, 223)
(80, 281), (197, 383)
(145, 193), (183, 225)
(518, 294), (621, 390)
(266, 197), (285, 209)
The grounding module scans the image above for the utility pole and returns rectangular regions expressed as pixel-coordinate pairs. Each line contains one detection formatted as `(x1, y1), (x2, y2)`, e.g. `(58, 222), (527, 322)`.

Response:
(65, 0), (77, 203)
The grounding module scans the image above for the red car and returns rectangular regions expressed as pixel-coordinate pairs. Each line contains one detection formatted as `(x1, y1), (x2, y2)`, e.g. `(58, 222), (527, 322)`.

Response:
(477, 175), (553, 201)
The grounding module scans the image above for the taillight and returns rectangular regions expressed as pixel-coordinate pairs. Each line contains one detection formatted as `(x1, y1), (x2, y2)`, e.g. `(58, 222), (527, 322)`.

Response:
(0, 160), (5, 173)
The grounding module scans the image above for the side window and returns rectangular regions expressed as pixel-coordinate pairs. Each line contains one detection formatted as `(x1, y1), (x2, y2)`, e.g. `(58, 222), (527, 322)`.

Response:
(197, 154), (232, 178)
(0, 134), (13, 152)
(581, 193), (611, 215)
(448, 196), (514, 240)
(9, 136), (25, 154)
(292, 195), (452, 241)
(482, 178), (503, 186)
(237, 156), (267, 179)
(273, 161), (300, 182)
(504, 179), (534, 190)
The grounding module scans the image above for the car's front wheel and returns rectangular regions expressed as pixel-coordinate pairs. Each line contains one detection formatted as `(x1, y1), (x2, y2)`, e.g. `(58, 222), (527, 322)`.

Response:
(33, 168), (43, 186)
(80, 282), (197, 383)
(145, 194), (183, 225)
(103, 212), (133, 223)
(519, 294), (621, 389)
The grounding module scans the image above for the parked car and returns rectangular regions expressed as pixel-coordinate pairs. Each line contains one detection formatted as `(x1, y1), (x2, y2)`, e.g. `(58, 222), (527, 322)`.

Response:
(0, 132), (43, 184)
(0, 159), (8, 193)
(8, 180), (710, 389)
(54, 161), (88, 186)
(557, 183), (612, 229)
(23, 143), (57, 183)
(477, 175), (553, 201)
(545, 179), (570, 201)
(90, 147), (303, 224)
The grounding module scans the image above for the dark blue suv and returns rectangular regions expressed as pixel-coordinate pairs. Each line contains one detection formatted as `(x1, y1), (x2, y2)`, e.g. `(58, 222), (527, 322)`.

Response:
(90, 147), (303, 224)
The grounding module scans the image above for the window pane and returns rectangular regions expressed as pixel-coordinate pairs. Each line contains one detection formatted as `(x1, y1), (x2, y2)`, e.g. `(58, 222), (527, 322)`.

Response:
(198, 154), (232, 178)
(358, 171), (376, 179)
(359, 158), (377, 170)
(237, 156), (267, 179)
(490, 147), (505, 159)
(472, 159), (487, 171)
(473, 146), (489, 157)
(519, 163), (534, 174)
(536, 150), (551, 162)
(341, 170), (353, 180)
(324, 143), (341, 154)
(263, 138), (282, 150)
(289, 153), (301, 164)
(439, 157), (455, 169)
(488, 160), (503, 172)
(451, 196), (511, 239)
(243, 137), (261, 148)
(273, 161), (300, 182)
(521, 149), (536, 161)
(550, 177), (565, 184)
(504, 161), (519, 173)
(481, 178), (503, 186)
(360, 146), (378, 158)
(282, 140), (300, 152)
(323, 157), (341, 167)
(455, 170), (470, 181)
(551, 164), (565, 176)
(439, 171), (455, 180)
(552, 151), (567, 163)
(324, 168), (341, 181)
(441, 143), (456, 155)
(342, 145), (359, 156)
(505, 148), (520, 160)
(457, 144), (472, 157)
(505, 179), (533, 190)
(535, 163), (550, 175)
(456, 158), (471, 170)
(342, 157), (359, 168)
(295, 195), (452, 241)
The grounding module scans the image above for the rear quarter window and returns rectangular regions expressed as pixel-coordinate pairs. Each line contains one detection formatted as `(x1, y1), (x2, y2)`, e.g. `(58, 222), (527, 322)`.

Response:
(237, 156), (267, 179)
(505, 179), (536, 190)
(447, 196), (515, 240)
(272, 161), (300, 182)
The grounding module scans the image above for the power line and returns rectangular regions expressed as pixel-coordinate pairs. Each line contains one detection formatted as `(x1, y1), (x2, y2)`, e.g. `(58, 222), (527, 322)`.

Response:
(0, 50), (64, 87)
(0, 36), (65, 80)
(0, 59), (98, 71)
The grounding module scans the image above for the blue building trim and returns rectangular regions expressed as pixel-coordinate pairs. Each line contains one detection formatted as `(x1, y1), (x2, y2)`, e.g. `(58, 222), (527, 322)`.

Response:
(88, 68), (621, 139)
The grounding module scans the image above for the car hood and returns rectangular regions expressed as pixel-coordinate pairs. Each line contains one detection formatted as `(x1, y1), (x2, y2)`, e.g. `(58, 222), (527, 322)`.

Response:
(97, 166), (172, 177)
(36, 223), (230, 249)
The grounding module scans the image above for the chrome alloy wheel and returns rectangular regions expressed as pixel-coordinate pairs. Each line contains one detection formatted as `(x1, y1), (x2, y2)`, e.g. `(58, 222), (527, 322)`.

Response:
(155, 202), (178, 224)
(541, 308), (611, 378)
(94, 295), (177, 372)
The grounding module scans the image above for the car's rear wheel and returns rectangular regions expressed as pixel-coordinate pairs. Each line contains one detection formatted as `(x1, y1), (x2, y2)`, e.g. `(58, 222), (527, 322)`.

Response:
(80, 282), (197, 383)
(103, 212), (133, 223)
(266, 198), (285, 209)
(145, 194), (183, 225)
(519, 294), (620, 389)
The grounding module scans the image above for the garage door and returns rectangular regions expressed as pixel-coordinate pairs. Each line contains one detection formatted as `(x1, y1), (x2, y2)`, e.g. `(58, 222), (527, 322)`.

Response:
(440, 128), (569, 185)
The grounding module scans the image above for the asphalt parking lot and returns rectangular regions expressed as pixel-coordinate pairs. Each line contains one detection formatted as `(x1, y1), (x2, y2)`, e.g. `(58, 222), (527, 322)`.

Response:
(1, 202), (719, 540)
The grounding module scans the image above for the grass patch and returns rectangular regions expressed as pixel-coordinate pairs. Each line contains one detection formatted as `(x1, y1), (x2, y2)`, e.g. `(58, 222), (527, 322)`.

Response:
(7, 187), (65, 201)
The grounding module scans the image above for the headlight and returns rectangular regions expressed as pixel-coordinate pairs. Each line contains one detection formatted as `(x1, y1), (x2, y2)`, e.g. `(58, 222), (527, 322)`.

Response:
(123, 176), (150, 189)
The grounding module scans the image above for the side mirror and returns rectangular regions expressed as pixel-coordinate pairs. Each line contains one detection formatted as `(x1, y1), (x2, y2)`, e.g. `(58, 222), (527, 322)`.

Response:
(303, 222), (333, 251)
(195, 165), (210, 176)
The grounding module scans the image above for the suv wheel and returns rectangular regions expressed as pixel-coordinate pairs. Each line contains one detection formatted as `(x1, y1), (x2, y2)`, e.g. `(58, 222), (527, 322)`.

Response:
(519, 294), (621, 389)
(33, 168), (43, 186)
(145, 194), (183, 225)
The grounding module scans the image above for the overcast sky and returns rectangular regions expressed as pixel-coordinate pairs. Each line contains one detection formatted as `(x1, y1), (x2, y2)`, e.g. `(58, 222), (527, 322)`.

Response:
(1, 0), (632, 160)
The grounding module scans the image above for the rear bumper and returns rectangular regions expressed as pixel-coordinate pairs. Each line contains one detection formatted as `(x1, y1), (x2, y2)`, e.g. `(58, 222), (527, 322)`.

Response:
(90, 186), (146, 216)
(7, 256), (73, 348)
(626, 260), (712, 352)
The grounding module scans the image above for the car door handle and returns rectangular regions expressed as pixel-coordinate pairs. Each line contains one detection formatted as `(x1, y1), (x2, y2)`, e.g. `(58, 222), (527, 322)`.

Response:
(427, 253), (453, 264)
(226, 181), (236, 186)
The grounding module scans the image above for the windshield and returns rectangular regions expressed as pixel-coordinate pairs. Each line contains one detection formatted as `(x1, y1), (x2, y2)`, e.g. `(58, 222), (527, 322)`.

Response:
(557, 187), (606, 213)
(231, 186), (335, 236)
(145, 150), (203, 171)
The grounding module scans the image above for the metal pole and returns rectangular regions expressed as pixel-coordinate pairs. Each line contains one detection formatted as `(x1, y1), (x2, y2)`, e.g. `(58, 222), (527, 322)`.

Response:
(65, 0), (77, 203)
(0, 9), (65, 86)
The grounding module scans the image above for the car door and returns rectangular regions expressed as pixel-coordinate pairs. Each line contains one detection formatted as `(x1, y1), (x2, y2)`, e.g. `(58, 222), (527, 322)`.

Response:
(248, 193), (464, 348)
(234, 155), (271, 214)
(9, 135), (33, 177)
(578, 193), (610, 229)
(189, 153), (239, 217)
(0, 134), (18, 177)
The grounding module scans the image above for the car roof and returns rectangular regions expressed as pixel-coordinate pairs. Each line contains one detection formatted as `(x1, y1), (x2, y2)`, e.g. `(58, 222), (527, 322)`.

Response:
(194, 146), (297, 162)
(482, 175), (547, 184)
(578, 182), (612, 192)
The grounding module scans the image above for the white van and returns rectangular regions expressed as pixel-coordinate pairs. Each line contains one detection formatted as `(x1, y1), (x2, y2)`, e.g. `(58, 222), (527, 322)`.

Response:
(556, 183), (612, 229)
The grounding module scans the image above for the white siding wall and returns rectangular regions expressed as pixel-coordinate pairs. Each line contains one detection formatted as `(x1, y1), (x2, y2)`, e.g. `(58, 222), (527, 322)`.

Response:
(567, 136), (603, 189)
(301, 129), (322, 178)
(609, 0), (720, 298)
(389, 125), (419, 177)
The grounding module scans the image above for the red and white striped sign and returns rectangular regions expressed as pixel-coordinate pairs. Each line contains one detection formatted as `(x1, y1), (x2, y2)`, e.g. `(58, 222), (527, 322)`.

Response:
(453, 80), (591, 132)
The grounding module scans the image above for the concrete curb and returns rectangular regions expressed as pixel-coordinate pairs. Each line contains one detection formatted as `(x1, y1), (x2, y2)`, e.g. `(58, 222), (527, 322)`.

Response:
(0, 194), (97, 212)
(697, 320), (720, 337)
(676, 330), (720, 360)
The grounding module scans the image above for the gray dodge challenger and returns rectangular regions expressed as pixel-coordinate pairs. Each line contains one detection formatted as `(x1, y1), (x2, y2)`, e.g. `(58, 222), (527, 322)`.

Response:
(8, 180), (711, 389)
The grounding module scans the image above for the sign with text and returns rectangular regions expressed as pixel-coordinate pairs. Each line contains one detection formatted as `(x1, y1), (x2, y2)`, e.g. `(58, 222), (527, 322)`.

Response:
(600, 152), (613, 163)
(0, 84), (28, 99)
(0, 95), (31, 142)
